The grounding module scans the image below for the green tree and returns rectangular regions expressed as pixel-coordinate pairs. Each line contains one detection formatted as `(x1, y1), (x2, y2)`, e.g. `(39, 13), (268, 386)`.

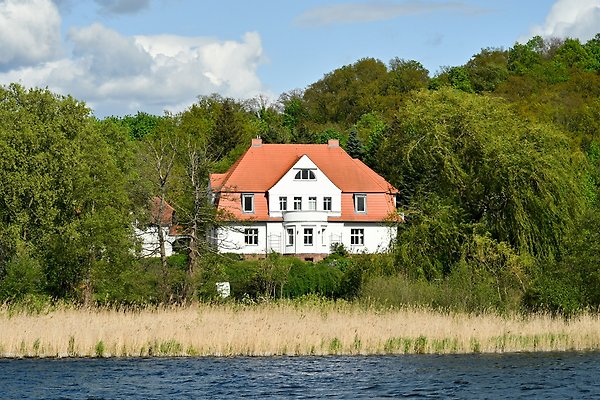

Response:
(387, 58), (430, 93)
(0, 84), (136, 302)
(345, 127), (364, 159)
(209, 98), (244, 160)
(117, 112), (163, 140)
(465, 48), (509, 92)
(379, 89), (585, 276)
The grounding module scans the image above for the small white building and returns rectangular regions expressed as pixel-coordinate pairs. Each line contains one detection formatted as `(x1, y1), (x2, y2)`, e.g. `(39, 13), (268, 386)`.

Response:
(210, 139), (400, 260)
(135, 197), (186, 257)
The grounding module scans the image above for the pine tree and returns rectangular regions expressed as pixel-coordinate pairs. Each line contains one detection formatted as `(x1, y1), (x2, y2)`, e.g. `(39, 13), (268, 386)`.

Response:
(346, 127), (364, 159)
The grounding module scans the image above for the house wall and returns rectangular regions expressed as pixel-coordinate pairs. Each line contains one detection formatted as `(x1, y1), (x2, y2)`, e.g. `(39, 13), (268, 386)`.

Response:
(135, 226), (174, 257)
(217, 223), (268, 254)
(337, 222), (396, 254)
(216, 221), (396, 256)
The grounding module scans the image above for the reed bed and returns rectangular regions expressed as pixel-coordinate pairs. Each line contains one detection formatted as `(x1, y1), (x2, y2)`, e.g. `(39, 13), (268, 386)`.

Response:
(1, 301), (599, 357)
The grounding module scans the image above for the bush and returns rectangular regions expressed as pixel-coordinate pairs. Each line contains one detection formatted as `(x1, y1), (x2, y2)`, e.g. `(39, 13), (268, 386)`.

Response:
(195, 254), (346, 300)
(0, 251), (46, 302)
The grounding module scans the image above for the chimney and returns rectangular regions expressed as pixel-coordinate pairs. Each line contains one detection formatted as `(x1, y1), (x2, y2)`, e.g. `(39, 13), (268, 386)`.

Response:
(251, 137), (262, 147)
(327, 139), (339, 148)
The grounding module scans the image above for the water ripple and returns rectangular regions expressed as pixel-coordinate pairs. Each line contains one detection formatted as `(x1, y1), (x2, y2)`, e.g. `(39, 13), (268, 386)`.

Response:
(1, 353), (600, 399)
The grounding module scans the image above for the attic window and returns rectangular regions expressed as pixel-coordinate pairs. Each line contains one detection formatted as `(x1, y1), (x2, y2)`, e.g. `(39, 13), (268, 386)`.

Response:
(294, 169), (316, 180)
(354, 194), (367, 213)
(242, 193), (254, 213)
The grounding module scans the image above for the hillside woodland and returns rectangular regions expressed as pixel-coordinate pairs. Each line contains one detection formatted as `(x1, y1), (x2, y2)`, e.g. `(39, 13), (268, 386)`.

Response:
(2, 35), (600, 314)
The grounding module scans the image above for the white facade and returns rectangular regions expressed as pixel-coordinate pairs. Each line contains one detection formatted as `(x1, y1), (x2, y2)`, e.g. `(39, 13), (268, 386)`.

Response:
(218, 222), (395, 256)
(135, 226), (181, 258)
(215, 155), (396, 257)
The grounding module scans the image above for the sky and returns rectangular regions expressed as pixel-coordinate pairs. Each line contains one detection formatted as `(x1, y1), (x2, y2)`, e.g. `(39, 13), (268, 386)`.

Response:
(0, 0), (599, 117)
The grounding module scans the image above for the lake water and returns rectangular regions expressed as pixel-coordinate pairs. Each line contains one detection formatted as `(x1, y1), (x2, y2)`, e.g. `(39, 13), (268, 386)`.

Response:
(1, 352), (599, 399)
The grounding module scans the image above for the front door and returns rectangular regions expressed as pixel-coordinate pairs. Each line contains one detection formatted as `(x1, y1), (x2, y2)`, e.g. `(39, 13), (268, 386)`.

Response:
(285, 226), (296, 254)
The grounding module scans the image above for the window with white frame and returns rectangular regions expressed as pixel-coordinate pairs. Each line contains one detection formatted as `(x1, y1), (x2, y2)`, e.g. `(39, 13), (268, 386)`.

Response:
(293, 197), (302, 210)
(308, 197), (317, 210)
(279, 196), (287, 211)
(303, 228), (313, 245)
(294, 169), (316, 180)
(354, 194), (366, 213)
(286, 228), (294, 246)
(323, 197), (332, 211)
(242, 193), (254, 213)
(244, 228), (259, 245)
(350, 228), (364, 245)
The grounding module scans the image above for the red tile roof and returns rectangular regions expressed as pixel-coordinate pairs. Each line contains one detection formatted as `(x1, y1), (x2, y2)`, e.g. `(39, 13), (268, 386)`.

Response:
(149, 196), (175, 226)
(211, 140), (399, 222)
(211, 142), (398, 194)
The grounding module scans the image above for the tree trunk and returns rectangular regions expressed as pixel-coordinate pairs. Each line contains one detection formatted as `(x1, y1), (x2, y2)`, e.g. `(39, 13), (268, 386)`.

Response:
(156, 194), (169, 302)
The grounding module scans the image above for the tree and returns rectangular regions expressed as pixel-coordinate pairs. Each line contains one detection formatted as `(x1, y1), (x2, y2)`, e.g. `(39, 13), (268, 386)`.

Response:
(303, 58), (389, 125)
(508, 36), (544, 75)
(209, 98), (244, 160)
(345, 127), (364, 159)
(465, 48), (509, 92)
(378, 89), (585, 277)
(0, 84), (135, 303)
(117, 112), (163, 140)
(387, 58), (430, 93)
(138, 116), (180, 300)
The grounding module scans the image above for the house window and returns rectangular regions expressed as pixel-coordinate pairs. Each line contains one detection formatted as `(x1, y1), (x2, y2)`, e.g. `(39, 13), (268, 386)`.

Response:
(286, 228), (295, 246)
(242, 193), (254, 213)
(350, 228), (364, 245)
(294, 197), (302, 210)
(244, 228), (259, 245)
(294, 169), (316, 180)
(308, 197), (317, 211)
(323, 197), (332, 211)
(321, 228), (326, 246)
(279, 196), (287, 211)
(304, 228), (313, 245)
(354, 194), (366, 213)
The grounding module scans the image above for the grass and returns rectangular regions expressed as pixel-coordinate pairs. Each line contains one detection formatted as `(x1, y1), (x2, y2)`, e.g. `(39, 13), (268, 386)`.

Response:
(1, 300), (600, 357)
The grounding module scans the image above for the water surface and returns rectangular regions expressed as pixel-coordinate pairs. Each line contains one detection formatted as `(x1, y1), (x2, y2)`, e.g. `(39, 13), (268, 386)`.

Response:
(1, 352), (599, 399)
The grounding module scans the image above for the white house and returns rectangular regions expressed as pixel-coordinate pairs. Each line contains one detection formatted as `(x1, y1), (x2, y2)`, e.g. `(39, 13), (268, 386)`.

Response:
(134, 197), (186, 257)
(209, 138), (400, 260)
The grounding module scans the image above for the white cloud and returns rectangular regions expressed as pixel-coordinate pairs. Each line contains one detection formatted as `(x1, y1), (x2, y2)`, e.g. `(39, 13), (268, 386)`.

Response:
(69, 23), (154, 79)
(0, 0), (62, 70)
(0, 23), (268, 116)
(529, 0), (600, 41)
(295, 1), (487, 27)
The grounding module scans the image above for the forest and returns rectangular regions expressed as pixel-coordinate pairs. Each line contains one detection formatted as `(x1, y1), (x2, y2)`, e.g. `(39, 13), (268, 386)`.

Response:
(2, 34), (600, 315)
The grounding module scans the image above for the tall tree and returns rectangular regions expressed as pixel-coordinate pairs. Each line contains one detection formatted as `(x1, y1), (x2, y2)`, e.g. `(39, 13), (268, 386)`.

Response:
(209, 98), (243, 160)
(345, 127), (364, 159)
(379, 89), (585, 277)
(138, 116), (180, 300)
(0, 84), (135, 302)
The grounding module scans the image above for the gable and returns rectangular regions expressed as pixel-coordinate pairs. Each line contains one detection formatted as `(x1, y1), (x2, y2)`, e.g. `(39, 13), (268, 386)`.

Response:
(268, 154), (341, 195)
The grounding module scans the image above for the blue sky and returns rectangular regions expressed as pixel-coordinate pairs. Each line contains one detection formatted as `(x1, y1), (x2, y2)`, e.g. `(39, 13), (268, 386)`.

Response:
(1, 0), (598, 117)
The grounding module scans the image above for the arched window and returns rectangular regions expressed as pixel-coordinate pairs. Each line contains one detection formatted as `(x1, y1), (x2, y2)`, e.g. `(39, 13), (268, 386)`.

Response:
(294, 169), (316, 180)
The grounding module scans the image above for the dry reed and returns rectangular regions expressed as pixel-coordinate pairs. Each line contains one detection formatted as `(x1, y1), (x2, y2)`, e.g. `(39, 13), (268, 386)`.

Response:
(1, 301), (599, 357)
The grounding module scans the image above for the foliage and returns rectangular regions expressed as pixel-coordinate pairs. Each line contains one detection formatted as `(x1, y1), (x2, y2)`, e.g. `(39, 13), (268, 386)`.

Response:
(0, 84), (134, 303)
(380, 89), (585, 261)
(345, 127), (364, 159)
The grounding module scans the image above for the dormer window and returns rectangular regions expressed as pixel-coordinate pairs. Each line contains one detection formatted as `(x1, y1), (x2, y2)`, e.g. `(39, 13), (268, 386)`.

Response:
(242, 193), (254, 213)
(354, 194), (367, 213)
(294, 169), (316, 180)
